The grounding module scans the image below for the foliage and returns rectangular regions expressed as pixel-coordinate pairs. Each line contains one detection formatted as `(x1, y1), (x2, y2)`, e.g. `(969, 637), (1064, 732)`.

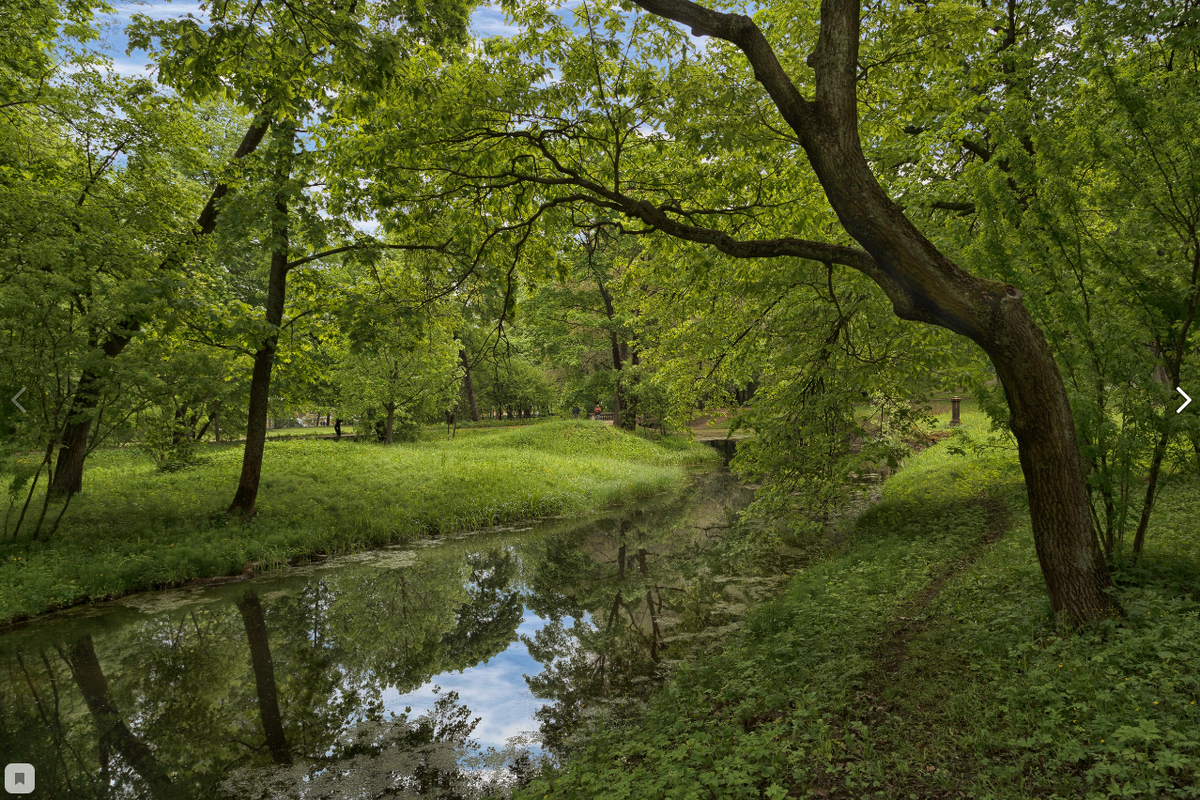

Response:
(870, 0), (1200, 558)
(515, 425), (1200, 800)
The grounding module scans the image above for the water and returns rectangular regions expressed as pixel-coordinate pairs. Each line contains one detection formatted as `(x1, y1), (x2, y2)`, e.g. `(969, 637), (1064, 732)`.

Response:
(0, 472), (767, 799)
(703, 437), (740, 466)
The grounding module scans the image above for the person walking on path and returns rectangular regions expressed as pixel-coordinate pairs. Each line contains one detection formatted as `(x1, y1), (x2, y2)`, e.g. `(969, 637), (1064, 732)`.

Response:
(572, 404), (580, 419)
(593, 403), (602, 420)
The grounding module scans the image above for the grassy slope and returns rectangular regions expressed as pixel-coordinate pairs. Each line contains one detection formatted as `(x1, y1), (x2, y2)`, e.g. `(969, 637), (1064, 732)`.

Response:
(520, 422), (1200, 800)
(0, 421), (716, 625)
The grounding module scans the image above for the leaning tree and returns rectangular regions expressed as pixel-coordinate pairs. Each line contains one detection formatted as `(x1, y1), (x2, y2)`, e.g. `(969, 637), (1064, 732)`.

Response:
(373, 0), (1117, 624)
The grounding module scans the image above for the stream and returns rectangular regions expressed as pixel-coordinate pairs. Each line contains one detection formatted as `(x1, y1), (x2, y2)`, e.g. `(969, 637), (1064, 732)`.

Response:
(0, 470), (779, 799)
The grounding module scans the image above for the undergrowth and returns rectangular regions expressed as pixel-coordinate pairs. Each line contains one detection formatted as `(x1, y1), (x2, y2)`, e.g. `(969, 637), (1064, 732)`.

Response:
(0, 421), (716, 624)
(517, 420), (1200, 800)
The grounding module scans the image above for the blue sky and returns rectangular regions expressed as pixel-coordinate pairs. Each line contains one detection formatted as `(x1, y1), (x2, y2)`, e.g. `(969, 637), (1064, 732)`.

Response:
(382, 608), (555, 754)
(94, 0), (524, 78)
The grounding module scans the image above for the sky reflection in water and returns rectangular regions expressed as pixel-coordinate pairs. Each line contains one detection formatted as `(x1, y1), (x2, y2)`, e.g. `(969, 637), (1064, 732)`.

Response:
(386, 609), (561, 754)
(0, 472), (753, 798)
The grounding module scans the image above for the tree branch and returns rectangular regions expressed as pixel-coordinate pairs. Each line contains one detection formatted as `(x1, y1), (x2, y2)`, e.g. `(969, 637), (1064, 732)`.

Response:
(626, 0), (813, 135)
(195, 112), (272, 236)
(284, 240), (452, 271)
(931, 201), (976, 215)
(960, 137), (993, 162)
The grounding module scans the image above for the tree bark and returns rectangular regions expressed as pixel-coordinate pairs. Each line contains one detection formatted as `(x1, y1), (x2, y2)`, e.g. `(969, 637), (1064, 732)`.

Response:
(1132, 429), (1170, 561)
(50, 398), (92, 496)
(624, 0), (1115, 623)
(65, 636), (174, 798)
(229, 123), (294, 517)
(236, 590), (291, 765)
(621, 342), (639, 431)
(596, 279), (630, 430)
(460, 349), (480, 422)
(49, 116), (271, 497)
(384, 401), (395, 444)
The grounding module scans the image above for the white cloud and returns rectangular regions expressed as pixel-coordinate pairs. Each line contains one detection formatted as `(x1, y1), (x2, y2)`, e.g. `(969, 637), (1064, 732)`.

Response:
(382, 609), (549, 752)
(106, 54), (158, 77)
(110, 0), (207, 21)
(471, 5), (520, 37)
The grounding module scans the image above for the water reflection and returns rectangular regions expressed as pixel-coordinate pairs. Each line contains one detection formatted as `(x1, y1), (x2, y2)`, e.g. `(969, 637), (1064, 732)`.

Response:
(0, 473), (761, 798)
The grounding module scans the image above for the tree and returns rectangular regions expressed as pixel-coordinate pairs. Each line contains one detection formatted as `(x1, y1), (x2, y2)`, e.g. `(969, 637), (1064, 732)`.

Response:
(332, 255), (463, 443)
(130, 0), (475, 514)
(525, 227), (644, 429)
(390, 0), (1116, 622)
(0, 57), (228, 522)
(864, 0), (1200, 564)
(42, 91), (270, 497)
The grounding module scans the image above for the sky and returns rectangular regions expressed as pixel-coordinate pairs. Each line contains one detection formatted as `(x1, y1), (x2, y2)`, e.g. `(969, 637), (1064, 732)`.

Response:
(85, 0), (530, 235)
(93, 0), (525, 79)
(382, 607), (552, 754)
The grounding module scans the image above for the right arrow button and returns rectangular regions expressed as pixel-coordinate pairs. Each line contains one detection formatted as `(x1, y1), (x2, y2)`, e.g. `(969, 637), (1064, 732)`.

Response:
(1177, 387), (1191, 414)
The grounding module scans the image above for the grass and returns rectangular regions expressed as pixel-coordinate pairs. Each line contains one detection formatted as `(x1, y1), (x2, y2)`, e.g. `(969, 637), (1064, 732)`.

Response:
(517, 418), (1200, 800)
(0, 420), (717, 625)
(261, 424), (355, 438)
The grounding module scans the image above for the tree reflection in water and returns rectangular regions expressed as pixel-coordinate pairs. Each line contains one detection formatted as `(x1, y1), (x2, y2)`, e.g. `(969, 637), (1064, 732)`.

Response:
(0, 473), (762, 798)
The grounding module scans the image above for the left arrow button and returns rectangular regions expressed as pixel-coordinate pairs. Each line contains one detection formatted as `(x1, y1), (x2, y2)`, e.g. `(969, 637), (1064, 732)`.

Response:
(10, 387), (25, 414)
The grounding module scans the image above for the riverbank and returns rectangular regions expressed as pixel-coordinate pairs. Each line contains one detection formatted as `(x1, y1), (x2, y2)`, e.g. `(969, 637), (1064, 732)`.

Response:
(519, 426), (1200, 799)
(0, 421), (717, 626)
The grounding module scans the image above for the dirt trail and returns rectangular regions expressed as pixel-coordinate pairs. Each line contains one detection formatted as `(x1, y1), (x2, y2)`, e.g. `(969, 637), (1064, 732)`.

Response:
(871, 496), (1011, 681)
(797, 496), (1012, 800)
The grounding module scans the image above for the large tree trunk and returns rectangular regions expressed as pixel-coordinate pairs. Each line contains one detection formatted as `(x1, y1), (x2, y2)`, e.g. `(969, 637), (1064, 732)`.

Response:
(50, 394), (93, 496)
(49, 118), (270, 497)
(804, 111), (1114, 620)
(801, 17), (1113, 624)
(460, 349), (480, 422)
(384, 401), (395, 444)
(65, 636), (174, 798)
(628, 0), (1115, 624)
(236, 590), (291, 765)
(229, 124), (294, 517)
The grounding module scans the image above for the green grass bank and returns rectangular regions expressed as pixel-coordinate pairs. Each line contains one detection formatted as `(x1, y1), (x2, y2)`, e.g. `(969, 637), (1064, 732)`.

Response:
(519, 424), (1200, 800)
(0, 421), (717, 625)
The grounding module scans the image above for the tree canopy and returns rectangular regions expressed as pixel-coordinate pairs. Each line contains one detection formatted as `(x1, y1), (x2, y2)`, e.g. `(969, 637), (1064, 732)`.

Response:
(3, 0), (1199, 623)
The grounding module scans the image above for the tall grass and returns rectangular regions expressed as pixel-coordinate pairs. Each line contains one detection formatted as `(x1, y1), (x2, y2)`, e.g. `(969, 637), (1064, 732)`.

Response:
(0, 421), (717, 625)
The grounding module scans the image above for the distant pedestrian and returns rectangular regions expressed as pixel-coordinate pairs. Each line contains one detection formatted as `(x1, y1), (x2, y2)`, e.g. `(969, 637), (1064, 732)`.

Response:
(594, 403), (602, 419)
(572, 404), (580, 419)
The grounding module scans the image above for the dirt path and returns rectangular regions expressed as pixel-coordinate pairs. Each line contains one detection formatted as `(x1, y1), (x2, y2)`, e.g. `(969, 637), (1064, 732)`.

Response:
(802, 495), (1012, 800)
(870, 496), (1010, 682)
